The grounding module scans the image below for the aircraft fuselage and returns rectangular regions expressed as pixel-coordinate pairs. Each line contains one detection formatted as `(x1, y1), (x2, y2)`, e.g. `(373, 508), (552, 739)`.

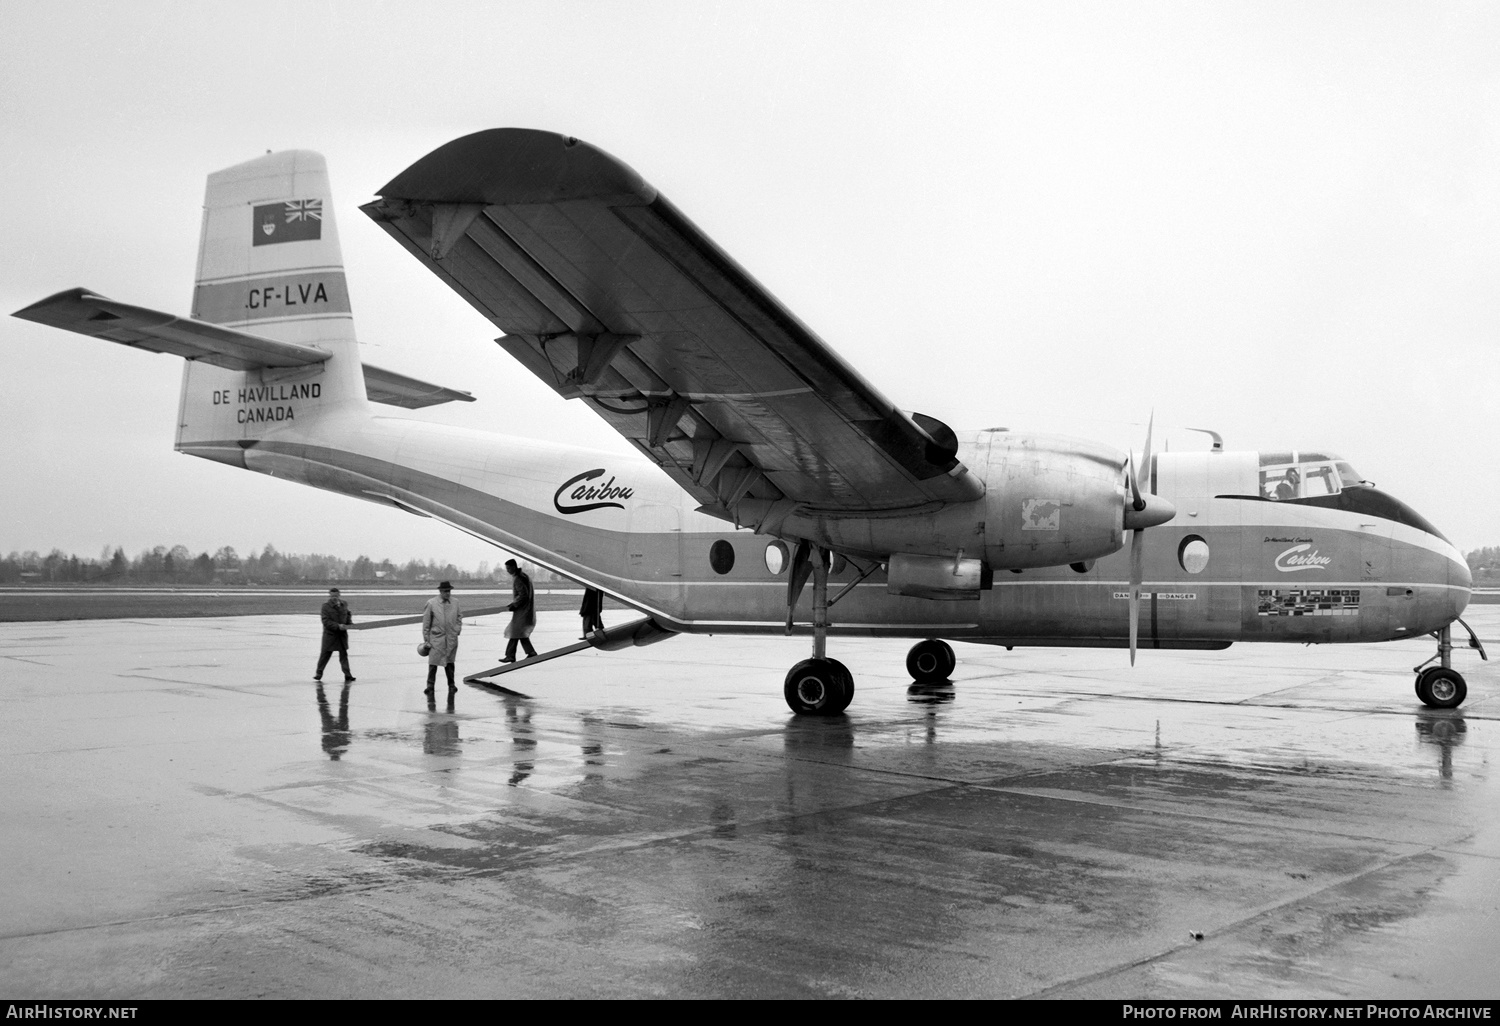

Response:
(187, 409), (1469, 650)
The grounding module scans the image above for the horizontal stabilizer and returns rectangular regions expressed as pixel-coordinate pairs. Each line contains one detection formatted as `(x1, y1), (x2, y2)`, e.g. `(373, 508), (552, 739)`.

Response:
(362, 363), (475, 408)
(13, 288), (330, 370)
(15, 288), (473, 408)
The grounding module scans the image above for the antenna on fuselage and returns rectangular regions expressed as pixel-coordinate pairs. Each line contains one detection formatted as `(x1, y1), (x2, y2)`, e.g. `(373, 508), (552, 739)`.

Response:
(1186, 427), (1223, 452)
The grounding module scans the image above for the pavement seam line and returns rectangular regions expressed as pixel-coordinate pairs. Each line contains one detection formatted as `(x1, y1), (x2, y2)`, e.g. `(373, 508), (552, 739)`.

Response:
(1020, 844), (1460, 999)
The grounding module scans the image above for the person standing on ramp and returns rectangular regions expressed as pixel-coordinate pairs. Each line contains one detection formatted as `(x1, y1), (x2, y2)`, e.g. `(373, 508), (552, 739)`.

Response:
(422, 581), (462, 693)
(501, 559), (538, 663)
(579, 586), (604, 639)
(315, 587), (356, 683)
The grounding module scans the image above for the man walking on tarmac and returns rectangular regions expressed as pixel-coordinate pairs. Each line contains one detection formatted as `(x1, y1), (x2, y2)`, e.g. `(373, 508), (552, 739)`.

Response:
(422, 581), (462, 693)
(501, 558), (538, 663)
(315, 587), (356, 683)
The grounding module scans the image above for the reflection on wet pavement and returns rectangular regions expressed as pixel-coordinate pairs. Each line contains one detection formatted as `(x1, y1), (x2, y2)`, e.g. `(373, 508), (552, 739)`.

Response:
(1413, 712), (1466, 782)
(2, 608), (1497, 998)
(315, 683), (351, 761)
(422, 691), (461, 757)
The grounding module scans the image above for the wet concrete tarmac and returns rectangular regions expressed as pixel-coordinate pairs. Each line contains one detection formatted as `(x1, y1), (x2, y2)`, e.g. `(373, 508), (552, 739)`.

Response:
(1, 608), (1497, 999)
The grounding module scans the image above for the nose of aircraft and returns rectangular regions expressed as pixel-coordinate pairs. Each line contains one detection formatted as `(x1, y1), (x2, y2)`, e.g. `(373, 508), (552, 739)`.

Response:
(1448, 542), (1473, 614)
(1417, 534), (1472, 632)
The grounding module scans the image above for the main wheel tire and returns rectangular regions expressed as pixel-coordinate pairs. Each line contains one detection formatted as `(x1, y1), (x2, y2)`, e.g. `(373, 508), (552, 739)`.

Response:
(906, 639), (955, 684)
(825, 658), (855, 713)
(1416, 667), (1467, 709)
(784, 658), (852, 715)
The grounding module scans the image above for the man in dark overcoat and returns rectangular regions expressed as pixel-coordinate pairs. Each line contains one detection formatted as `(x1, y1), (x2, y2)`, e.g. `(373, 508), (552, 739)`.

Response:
(501, 559), (538, 662)
(315, 587), (356, 682)
(579, 586), (604, 639)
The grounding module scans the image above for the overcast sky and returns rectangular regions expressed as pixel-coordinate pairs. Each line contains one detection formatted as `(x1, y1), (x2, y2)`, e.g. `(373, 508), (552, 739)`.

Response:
(3, 0), (1497, 566)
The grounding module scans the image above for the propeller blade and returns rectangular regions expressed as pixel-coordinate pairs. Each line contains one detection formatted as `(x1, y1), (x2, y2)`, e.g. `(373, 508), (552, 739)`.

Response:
(1142, 411), (1155, 487)
(1132, 412), (1155, 512)
(1126, 412), (1160, 665)
(1129, 526), (1142, 665)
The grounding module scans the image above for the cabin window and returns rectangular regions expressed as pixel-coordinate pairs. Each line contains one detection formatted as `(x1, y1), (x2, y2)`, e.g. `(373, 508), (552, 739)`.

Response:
(764, 541), (788, 575)
(1178, 536), (1210, 574)
(709, 540), (735, 575)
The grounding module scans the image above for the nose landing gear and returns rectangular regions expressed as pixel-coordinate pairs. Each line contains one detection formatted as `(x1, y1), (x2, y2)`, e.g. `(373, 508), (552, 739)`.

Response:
(1415, 667), (1466, 709)
(1413, 619), (1487, 709)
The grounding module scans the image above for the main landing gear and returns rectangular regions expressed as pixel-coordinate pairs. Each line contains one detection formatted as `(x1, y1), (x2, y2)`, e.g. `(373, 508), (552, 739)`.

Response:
(777, 543), (964, 714)
(781, 543), (854, 716)
(1412, 619), (1487, 709)
(906, 638), (956, 685)
(784, 658), (854, 715)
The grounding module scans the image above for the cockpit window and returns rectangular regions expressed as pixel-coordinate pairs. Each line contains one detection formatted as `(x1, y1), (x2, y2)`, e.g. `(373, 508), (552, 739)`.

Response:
(1221, 453), (1440, 540)
(1259, 451), (1364, 501)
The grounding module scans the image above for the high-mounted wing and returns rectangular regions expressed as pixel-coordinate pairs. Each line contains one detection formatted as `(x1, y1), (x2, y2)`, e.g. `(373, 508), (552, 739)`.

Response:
(15, 287), (474, 409)
(361, 129), (983, 528)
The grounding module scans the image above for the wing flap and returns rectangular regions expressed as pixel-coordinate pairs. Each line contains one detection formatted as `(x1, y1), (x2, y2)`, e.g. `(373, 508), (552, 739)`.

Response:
(13, 288), (330, 370)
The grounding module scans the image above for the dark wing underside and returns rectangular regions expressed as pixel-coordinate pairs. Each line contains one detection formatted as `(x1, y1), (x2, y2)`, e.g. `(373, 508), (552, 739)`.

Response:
(361, 129), (982, 526)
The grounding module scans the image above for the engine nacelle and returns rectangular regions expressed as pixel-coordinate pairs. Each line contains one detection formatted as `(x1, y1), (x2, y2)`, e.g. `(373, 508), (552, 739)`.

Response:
(981, 433), (1125, 569)
(887, 552), (988, 600)
(757, 431), (1127, 579)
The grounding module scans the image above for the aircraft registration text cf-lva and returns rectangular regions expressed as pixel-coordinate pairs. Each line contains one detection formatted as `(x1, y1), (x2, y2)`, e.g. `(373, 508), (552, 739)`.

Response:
(15, 130), (1486, 713)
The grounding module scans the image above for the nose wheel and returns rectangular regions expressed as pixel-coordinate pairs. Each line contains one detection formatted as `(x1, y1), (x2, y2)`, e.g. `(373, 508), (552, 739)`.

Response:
(1415, 667), (1467, 709)
(1412, 619), (1485, 709)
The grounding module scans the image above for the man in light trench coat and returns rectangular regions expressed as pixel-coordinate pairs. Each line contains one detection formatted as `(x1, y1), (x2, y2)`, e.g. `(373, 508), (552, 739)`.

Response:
(422, 581), (462, 693)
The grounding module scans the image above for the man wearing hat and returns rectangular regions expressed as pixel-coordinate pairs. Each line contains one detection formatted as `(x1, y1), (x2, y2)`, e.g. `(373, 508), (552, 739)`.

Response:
(500, 559), (538, 663)
(314, 587), (356, 683)
(421, 581), (463, 693)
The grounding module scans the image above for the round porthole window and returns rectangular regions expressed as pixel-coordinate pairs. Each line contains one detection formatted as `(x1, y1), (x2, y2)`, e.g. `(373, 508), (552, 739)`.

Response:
(765, 541), (789, 575)
(709, 539), (735, 575)
(1178, 536), (1210, 574)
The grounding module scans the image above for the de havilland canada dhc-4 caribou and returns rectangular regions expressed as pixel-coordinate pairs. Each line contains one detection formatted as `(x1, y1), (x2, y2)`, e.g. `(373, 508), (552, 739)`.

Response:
(16, 129), (1486, 714)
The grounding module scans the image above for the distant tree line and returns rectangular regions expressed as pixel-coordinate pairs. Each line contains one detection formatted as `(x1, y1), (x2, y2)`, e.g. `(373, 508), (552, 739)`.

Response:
(1469, 546), (1500, 585)
(0, 543), (552, 586)
(6, 542), (1493, 586)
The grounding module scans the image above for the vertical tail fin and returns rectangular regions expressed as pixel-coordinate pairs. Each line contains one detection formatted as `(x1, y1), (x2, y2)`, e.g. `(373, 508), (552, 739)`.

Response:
(177, 150), (366, 463)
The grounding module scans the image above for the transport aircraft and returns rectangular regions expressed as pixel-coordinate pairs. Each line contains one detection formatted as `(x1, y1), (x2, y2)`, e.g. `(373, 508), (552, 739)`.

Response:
(14, 129), (1486, 714)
